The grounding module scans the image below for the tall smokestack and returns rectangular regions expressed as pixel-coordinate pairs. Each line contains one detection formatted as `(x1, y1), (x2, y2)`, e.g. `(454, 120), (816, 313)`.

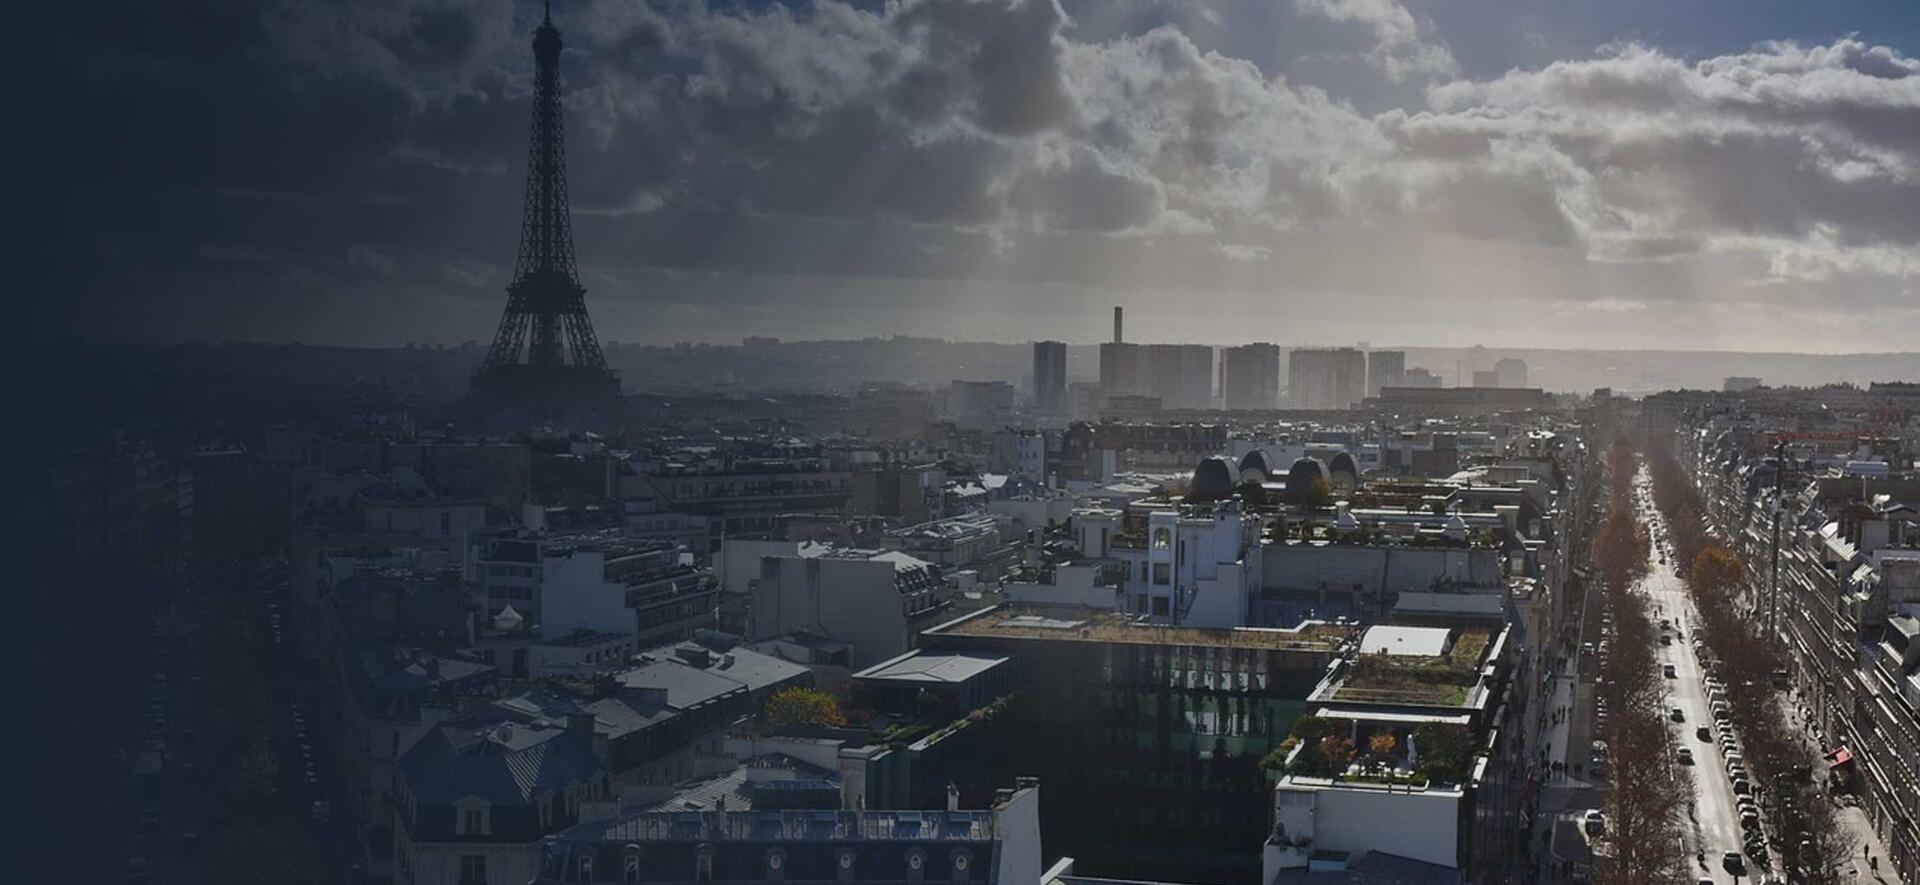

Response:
(1113, 306), (1124, 343)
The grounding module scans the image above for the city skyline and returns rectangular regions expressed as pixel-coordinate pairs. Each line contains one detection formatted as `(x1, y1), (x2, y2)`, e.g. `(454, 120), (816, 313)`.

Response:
(32, 0), (1920, 353)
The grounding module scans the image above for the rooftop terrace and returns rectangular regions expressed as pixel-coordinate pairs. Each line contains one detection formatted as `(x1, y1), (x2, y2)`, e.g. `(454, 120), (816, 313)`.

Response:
(1320, 627), (1496, 708)
(933, 605), (1349, 651)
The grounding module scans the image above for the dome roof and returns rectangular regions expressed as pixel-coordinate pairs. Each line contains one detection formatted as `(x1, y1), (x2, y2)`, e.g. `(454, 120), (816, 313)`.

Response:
(1188, 456), (1239, 502)
(1285, 457), (1331, 503)
(1239, 449), (1274, 480)
(1328, 451), (1359, 480)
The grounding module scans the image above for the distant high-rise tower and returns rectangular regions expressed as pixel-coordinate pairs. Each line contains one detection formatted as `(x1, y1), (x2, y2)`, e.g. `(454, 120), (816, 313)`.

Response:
(471, 6), (619, 405)
(1145, 344), (1213, 410)
(1113, 306), (1124, 343)
(1288, 348), (1366, 409)
(1033, 340), (1067, 413)
(1221, 343), (1280, 410)
(1367, 350), (1405, 398)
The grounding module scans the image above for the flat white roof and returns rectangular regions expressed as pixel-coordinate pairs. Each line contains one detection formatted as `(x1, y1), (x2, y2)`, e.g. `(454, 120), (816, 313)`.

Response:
(853, 651), (1009, 684)
(1312, 705), (1472, 726)
(1359, 625), (1451, 657)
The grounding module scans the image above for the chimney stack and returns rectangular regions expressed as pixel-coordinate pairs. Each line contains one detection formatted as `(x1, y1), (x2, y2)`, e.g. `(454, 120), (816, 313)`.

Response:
(946, 782), (961, 812)
(1113, 306), (1123, 343)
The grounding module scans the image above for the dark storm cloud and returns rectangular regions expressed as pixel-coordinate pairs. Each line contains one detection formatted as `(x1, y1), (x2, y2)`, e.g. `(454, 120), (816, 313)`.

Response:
(30, 0), (1920, 350)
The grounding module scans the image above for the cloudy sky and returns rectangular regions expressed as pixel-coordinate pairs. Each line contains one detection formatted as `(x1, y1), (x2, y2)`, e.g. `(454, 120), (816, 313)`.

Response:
(35, 0), (1920, 352)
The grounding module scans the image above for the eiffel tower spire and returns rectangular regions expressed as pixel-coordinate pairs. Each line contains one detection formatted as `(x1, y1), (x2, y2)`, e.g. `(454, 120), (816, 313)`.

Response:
(472, 3), (619, 405)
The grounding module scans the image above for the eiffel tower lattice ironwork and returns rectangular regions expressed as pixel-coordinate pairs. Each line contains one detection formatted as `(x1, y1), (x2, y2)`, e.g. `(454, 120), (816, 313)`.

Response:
(473, 4), (618, 403)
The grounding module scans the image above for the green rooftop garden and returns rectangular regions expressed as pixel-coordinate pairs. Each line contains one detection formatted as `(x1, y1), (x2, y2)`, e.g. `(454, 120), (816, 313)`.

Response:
(1331, 628), (1490, 707)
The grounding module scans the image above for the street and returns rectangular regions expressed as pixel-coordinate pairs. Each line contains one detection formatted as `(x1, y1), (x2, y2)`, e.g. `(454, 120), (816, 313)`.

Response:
(1635, 472), (1752, 883)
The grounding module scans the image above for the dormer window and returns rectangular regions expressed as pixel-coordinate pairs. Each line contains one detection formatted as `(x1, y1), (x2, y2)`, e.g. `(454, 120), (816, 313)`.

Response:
(456, 798), (491, 836)
(574, 855), (593, 882)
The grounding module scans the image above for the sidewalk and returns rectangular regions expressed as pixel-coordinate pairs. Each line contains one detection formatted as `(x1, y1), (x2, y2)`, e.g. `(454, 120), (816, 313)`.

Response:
(1834, 802), (1898, 884)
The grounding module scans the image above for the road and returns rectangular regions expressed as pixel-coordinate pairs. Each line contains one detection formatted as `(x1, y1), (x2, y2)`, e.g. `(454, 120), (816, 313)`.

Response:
(1632, 473), (1763, 883)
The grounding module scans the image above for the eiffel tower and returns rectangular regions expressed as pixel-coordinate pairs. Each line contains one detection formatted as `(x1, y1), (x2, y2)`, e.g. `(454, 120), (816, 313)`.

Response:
(471, 3), (619, 406)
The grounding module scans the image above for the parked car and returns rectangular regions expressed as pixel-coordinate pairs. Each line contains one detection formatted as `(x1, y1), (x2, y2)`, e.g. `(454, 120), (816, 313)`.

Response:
(1724, 852), (1746, 874)
(1664, 664), (1677, 678)
(1696, 726), (1712, 741)
(1677, 748), (1693, 765)
(1670, 707), (1686, 722)
(1583, 810), (1607, 837)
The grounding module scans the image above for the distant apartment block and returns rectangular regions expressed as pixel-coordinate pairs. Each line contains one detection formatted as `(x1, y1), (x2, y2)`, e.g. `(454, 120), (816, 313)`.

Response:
(1223, 343), (1282, 410)
(1098, 341), (1145, 397)
(1366, 350), (1405, 398)
(949, 380), (1016, 429)
(1146, 343), (1215, 410)
(1288, 348), (1366, 409)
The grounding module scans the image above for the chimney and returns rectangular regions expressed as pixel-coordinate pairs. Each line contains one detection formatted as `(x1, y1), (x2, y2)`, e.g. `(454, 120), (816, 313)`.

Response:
(1113, 306), (1123, 344)
(946, 782), (961, 812)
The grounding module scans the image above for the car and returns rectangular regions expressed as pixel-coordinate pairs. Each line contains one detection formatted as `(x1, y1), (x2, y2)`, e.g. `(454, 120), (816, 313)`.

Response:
(1660, 634), (1673, 645)
(1677, 748), (1693, 764)
(1734, 779), (1752, 795)
(1741, 811), (1760, 830)
(1696, 726), (1712, 741)
(1583, 810), (1607, 836)
(1670, 707), (1686, 722)
(1664, 664), (1677, 678)
(1724, 852), (1746, 874)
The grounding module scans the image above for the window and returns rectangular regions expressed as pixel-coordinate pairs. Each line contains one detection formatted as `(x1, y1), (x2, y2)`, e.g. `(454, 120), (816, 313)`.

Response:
(459, 855), (486, 885)
(457, 799), (490, 836)
(575, 856), (593, 882)
(1152, 527), (1172, 549)
(1153, 563), (1170, 585)
(624, 852), (642, 882)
